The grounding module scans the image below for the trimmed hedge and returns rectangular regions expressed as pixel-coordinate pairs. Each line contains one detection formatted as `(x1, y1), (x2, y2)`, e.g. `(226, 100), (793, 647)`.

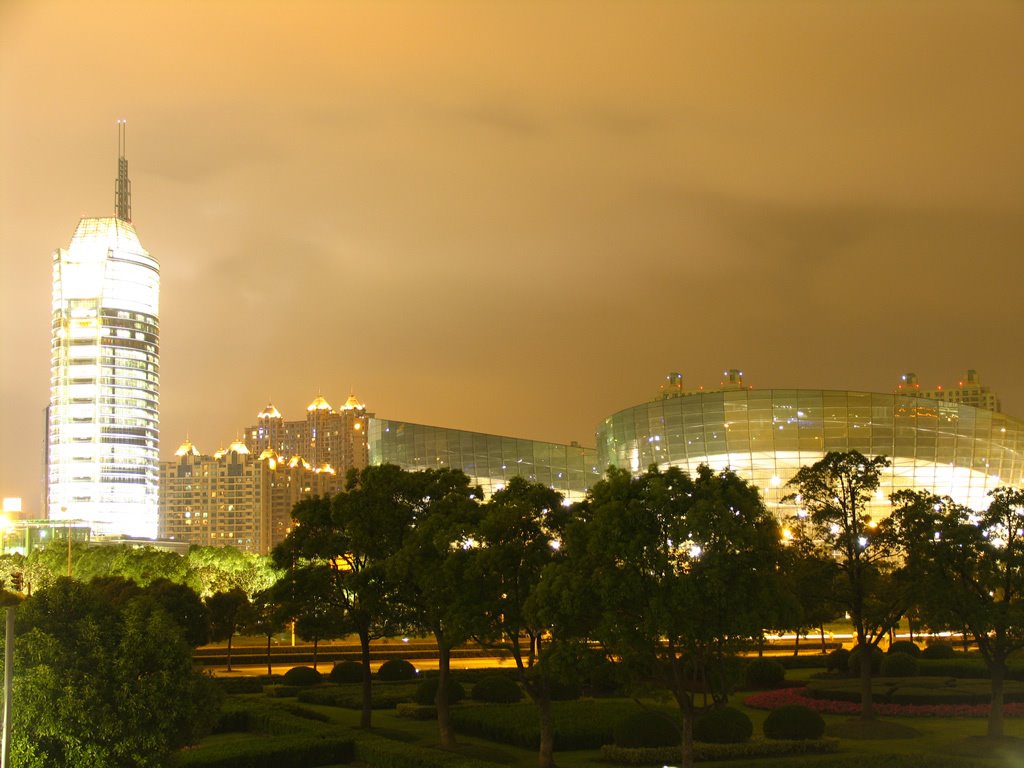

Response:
(414, 678), (465, 705)
(377, 658), (418, 681)
(600, 737), (840, 765)
(471, 675), (523, 703)
(351, 734), (494, 768)
(451, 700), (666, 750)
(612, 710), (679, 748)
(887, 640), (921, 657)
(297, 681), (419, 710)
(396, 703), (437, 720)
(693, 706), (752, 744)
(826, 648), (850, 673)
(282, 666), (323, 686)
(173, 735), (354, 768)
(880, 652), (920, 678)
(330, 661), (364, 684)
(848, 645), (884, 675)
(763, 704), (826, 740)
(213, 676), (266, 694)
(921, 642), (957, 659)
(745, 659), (786, 689)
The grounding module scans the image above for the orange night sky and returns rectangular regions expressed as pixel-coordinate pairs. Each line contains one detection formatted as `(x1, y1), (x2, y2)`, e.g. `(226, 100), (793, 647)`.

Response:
(1, 1), (1022, 512)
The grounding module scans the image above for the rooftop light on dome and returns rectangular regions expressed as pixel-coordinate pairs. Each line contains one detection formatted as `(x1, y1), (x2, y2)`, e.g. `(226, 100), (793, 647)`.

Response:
(174, 439), (200, 457)
(341, 393), (364, 410)
(307, 395), (332, 412)
(258, 403), (282, 419)
(227, 440), (250, 454)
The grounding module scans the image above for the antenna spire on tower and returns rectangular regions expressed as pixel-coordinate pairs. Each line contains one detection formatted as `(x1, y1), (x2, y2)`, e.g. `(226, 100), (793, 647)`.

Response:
(114, 119), (132, 222)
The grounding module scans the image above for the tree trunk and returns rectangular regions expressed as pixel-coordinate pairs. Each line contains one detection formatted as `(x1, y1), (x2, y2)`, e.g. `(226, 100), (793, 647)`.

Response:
(676, 692), (695, 768)
(819, 625), (826, 653)
(859, 646), (874, 720)
(313, 638), (319, 671)
(535, 688), (556, 768)
(436, 642), (456, 748)
(226, 633), (233, 672)
(988, 659), (1006, 738)
(266, 634), (273, 676)
(359, 627), (373, 729)
(793, 632), (800, 657)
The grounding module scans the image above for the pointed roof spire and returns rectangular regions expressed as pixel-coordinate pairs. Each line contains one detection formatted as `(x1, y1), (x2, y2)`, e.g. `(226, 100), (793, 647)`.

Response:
(115, 119), (132, 222)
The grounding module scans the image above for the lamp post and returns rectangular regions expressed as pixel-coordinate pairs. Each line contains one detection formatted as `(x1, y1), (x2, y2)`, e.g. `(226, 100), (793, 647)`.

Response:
(1, 605), (13, 768)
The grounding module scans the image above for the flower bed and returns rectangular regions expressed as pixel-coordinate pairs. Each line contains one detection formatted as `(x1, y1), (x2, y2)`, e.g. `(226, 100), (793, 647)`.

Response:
(744, 685), (1024, 718)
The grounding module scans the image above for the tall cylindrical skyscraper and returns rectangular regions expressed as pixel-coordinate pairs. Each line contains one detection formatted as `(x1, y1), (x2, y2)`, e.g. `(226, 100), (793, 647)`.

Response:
(47, 124), (159, 538)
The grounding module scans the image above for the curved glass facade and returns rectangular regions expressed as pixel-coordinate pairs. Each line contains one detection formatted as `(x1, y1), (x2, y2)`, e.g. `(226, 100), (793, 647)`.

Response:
(48, 217), (160, 538)
(597, 389), (1024, 513)
(368, 419), (600, 501)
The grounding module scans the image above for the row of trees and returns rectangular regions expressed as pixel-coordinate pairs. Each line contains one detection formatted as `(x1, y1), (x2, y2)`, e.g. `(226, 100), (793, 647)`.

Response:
(268, 456), (1024, 768)
(5, 453), (1021, 768)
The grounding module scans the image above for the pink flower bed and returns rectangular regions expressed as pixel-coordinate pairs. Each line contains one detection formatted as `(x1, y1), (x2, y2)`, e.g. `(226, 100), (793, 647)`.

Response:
(744, 685), (1024, 718)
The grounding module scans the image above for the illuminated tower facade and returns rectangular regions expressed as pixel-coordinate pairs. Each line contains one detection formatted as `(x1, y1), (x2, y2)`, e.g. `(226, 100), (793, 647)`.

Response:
(47, 122), (160, 537)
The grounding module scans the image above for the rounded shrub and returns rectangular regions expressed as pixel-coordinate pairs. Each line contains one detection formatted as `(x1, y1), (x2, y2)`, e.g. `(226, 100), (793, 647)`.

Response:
(826, 648), (850, 674)
(887, 640), (921, 657)
(613, 711), (680, 748)
(329, 661), (363, 684)
(763, 704), (826, 741)
(847, 645), (883, 676)
(377, 658), (417, 681)
(471, 674), (523, 703)
(414, 677), (465, 705)
(693, 706), (752, 744)
(282, 666), (322, 686)
(744, 658), (786, 689)
(922, 642), (957, 660)
(881, 651), (920, 677)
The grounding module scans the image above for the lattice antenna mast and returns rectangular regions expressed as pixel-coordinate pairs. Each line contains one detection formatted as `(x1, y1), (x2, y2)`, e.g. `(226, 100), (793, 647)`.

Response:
(114, 119), (132, 222)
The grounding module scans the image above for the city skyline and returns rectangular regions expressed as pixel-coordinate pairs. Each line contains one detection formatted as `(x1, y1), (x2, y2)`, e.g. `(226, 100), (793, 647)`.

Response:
(2, 1), (1023, 513)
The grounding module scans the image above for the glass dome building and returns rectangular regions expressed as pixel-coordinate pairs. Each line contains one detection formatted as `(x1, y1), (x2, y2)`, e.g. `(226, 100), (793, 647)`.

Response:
(596, 383), (1024, 514)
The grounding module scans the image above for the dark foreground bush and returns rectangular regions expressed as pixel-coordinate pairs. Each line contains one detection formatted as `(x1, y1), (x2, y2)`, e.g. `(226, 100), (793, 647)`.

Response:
(414, 677), (465, 705)
(377, 658), (417, 681)
(612, 710), (679, 748)
(745, 658), (786, 689)
(693, 706), (752, 744)
(826, 648), (850, 673)
(763, 704), (826, 741)
(881, 652), (920, 678)
(173, 735), (354, 768)
(329, 661), (364, 684)
(888, 640), (921, 657)
(282, 666), (322, 686)
(471, 674), (523, 703)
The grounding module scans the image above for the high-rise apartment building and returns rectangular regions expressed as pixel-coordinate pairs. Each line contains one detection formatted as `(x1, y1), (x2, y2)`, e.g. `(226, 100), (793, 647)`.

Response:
(244, 393), (371, 476)
(47, 123), (160, 538)
(159, 439), (342, 554)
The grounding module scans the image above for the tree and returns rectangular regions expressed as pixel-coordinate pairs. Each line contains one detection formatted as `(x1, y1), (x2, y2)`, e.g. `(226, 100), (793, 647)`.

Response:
(892, 488), (1024, 738)
(248, 587), (289, 676)
(285, 566), (346, 670)
(471, 477), (572, 768)
(273, 468), (411, 729)
(784, 450), (905, 719)
(8, 578), (222, 767)
(781, 516), (842, 654)
(207, 588), (253, 671)
(386, 468), (482, 748)
(570, 465), (786, 768)
(143, 578), (211, 647)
